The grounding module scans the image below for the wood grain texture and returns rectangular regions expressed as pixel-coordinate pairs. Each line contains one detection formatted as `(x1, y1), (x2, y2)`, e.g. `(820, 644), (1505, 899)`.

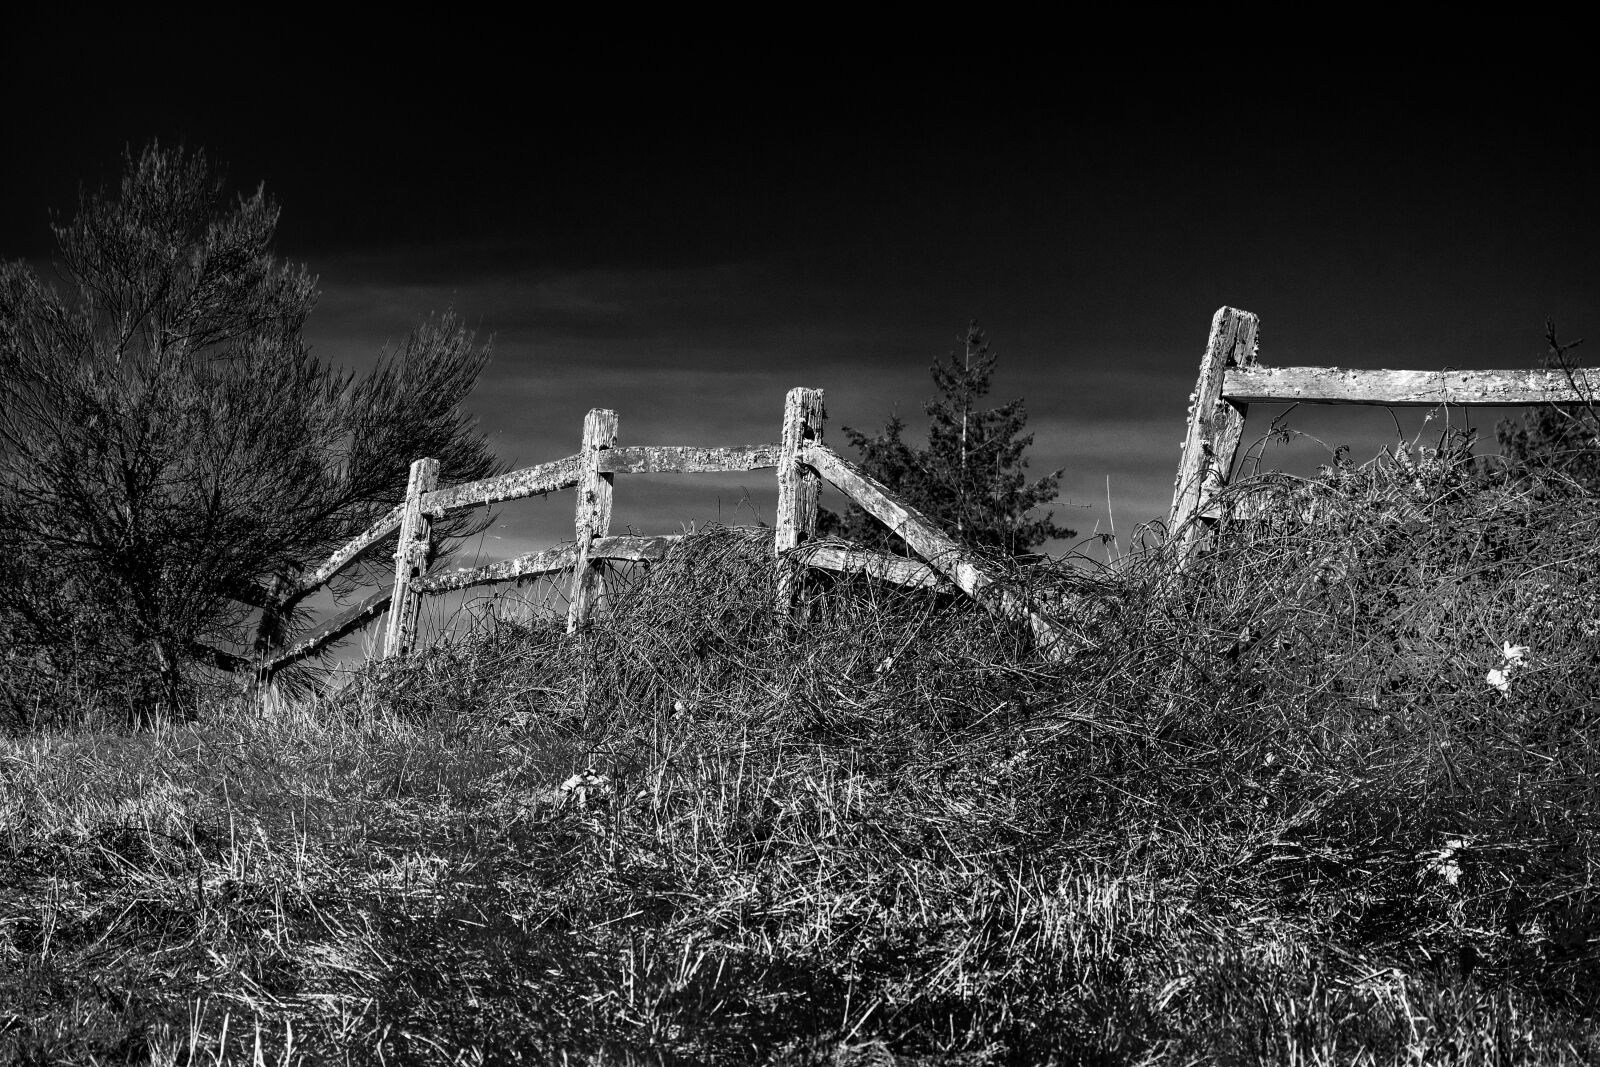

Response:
(414, 545), (579, 593)
(288, 504), (404, 599)
(801, 442), (1066, 654)
(383, 457), (439, 658)
(590, 534), (683, 561)
(599, 445), (781, 474)
(568, 410), (619, 631)
(797, 543), (948, 590)
(802, 442), (987, 596)
(420, 456), (583, 515)
(776, 388), (826, 620)
(776, 389), (825, 555)
(266, 588), (392, 672)
(1222, 365), (1600, 406)
(412, 536), (681, 595)
(1171, 307), (1260, 540)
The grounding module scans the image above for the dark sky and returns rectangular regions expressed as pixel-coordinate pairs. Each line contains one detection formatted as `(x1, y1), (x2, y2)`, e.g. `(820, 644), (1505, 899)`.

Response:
(5, 28), (1595, 567)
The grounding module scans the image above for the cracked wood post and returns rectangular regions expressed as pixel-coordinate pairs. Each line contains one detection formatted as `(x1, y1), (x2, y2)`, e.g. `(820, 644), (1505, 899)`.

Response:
(775, 387), (825, 621)
(568, 409), (618, 632)
(383, 457), (439, 659)
(1170, 307), (1260, 556)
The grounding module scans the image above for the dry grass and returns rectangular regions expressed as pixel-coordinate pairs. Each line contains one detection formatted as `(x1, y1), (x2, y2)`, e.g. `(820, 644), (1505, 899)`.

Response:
(3, 451), (1599, 1064)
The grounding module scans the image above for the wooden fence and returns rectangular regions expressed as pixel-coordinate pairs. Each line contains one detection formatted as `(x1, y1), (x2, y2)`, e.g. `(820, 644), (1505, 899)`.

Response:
(253, 388), (1067, 686)
(1171, 306), (1600, 547)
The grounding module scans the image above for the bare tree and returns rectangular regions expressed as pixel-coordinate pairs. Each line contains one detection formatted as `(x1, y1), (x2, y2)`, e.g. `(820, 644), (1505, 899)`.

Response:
(0, 144), (501, 723)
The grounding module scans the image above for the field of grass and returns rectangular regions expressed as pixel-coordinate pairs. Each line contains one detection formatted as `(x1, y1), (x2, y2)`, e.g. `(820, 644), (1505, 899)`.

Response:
(3, 459), (1599, 1064)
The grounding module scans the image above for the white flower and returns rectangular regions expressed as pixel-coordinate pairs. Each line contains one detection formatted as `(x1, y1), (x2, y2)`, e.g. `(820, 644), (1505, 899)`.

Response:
(1501, 642), (1529, 666)
(559, 769), (611, 807)
(1486, 668), (1511, 695)
(1425, 838), (1468, 886)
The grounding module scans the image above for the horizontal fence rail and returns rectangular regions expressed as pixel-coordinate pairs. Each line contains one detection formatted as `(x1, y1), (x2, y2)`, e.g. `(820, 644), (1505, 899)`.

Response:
(420, 456), (583, 515)
(598, 445), (781, 475)
(796, 542), (948, 590)
(413, 447), (784, 518)
(1222, 366), (1600, 406)
(411, 535), (685, 595)
(413, 544), (579, 595)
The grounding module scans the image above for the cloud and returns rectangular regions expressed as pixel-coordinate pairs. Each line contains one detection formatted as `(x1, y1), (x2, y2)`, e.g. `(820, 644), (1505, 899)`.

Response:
(297, 250), (1321, 555)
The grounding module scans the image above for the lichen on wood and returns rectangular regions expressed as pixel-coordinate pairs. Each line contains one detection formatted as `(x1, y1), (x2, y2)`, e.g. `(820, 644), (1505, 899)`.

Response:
(590, 534), (682, 561)
(420, 456), (584, 516)
(801, 442), (1067, 654)
(265, 588), (392, 673)
(383, 458), (439, 658)
(599, 445), (780, 475)
(289, 504), (404, 599)
(1223, 365), (1600, 406)
(798, 542), (948, 590)
(568, 410), (619, 631)
(1171, 307), (1261, 545)
(414, 545), (579, 594)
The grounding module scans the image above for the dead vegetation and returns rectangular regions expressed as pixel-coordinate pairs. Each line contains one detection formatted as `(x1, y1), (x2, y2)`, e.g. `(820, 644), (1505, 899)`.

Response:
(2, 441), (1599, 1064)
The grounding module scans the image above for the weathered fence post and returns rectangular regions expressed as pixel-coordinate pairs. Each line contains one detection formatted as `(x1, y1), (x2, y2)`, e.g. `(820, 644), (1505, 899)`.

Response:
(384, 457), (440, 659)
(1170, 307), (1260, 552)
(568, 409), (619, 632)
(775, 387), (825, 620)
(252, 571), (291, 693)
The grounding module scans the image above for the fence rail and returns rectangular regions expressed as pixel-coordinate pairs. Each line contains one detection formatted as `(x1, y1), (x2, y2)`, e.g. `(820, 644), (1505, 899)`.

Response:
(1171, 306), (1598, 549)
(270, 589), (393, 672)
(420, 456), (583, 515)
(598, 445), (781, 475)
(1222, 365), (1600, 406)
(250, 387), (1070, 687)
(796, 543), (947, 590)
(802, 442), (1062, 646)
(285, 505), (404, 601)
(411, 535), (685, 595)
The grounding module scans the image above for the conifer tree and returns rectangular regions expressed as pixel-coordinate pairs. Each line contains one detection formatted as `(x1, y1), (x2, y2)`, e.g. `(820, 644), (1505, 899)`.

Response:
(820, 322), (1072, 555)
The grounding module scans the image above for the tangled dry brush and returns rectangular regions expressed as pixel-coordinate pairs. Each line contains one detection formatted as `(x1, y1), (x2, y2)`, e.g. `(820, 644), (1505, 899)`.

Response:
(2, 446), (1598, 1063)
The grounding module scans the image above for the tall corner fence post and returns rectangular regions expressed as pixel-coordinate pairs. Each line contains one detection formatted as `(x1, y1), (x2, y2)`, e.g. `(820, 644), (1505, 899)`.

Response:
(568, 409), (619, 632)
(1170, 306), (1260, 558)
(775, 387), (826, 621)
(383, 456), (440, 659)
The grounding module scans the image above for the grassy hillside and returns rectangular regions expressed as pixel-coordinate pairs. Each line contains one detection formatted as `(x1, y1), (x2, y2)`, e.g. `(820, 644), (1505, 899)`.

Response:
(3, 459), (1598, 1064)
